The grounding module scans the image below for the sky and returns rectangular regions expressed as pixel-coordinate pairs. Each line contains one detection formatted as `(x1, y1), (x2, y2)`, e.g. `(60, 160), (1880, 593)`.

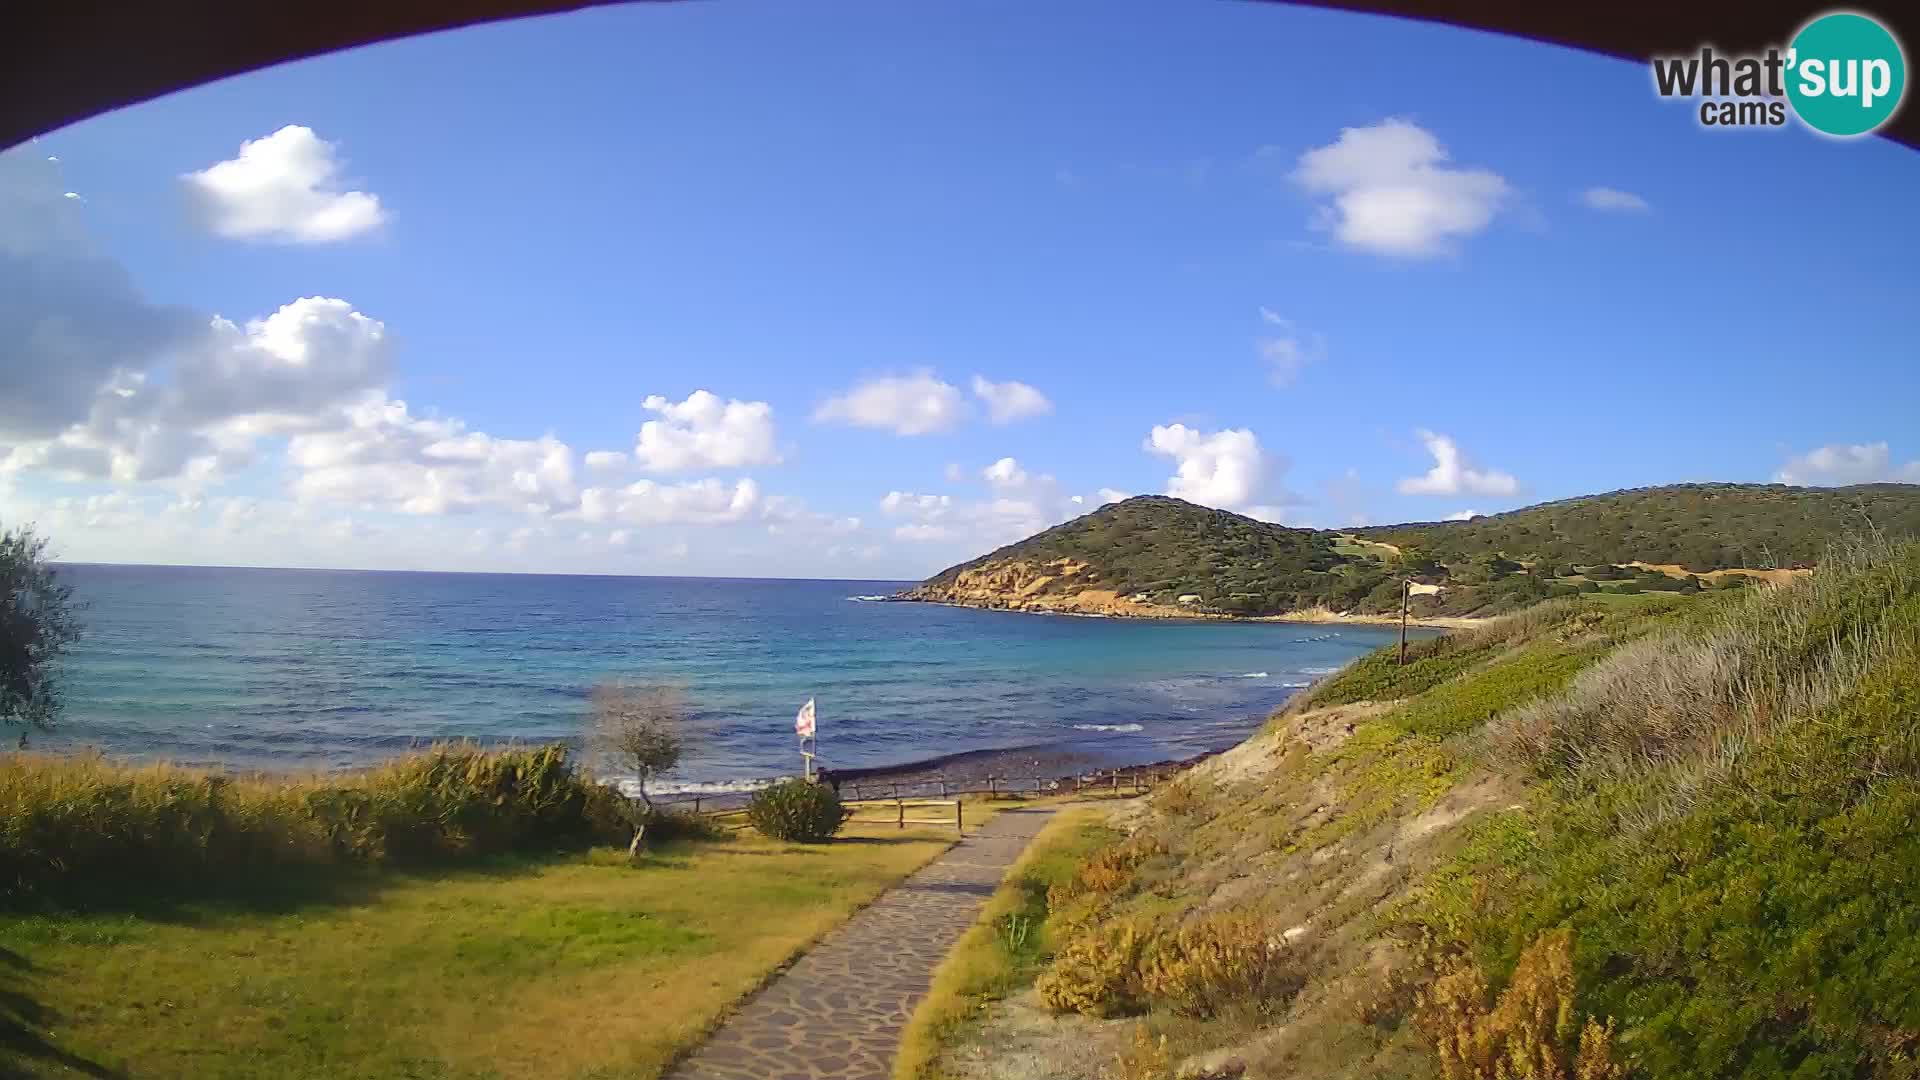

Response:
(3, 0), (1918, 580)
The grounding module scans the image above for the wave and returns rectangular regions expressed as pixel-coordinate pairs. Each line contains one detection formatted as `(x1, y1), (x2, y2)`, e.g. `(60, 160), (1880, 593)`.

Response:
(846, 594), (892, 602)
(633, 777), (783, 798)
(1300, 666), (1341, 675)
(1073, 723), (1145, 733)
(1282, 680), (1312, 688)
(1238, 671), (1269, 679)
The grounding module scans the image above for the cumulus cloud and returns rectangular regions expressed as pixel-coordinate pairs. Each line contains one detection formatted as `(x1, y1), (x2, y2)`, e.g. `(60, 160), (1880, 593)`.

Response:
(1097, 488), (1131, 505)
(578, 477), (761, 526)
(182, 126), (386, 243)
(1397, 430), (1519, 497)
(287, 395), (578, 515)
(627, 390), (780, 472)
(1143, 424), (1273, 510)
(584, 450), (628, 471)
(1444, 509), (1482, 521)
(1290, 119), (1508, 258)
(971, 376), (1053, 424)
(1580, 187), (1651, 213)
(880, 457), (1092, 549)
(1773, 442), (1920, 486)
(813, 371), (964, 435)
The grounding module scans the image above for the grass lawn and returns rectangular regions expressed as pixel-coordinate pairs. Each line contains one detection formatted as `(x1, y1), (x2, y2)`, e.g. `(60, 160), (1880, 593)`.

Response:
(1, 807), (1019, 1080)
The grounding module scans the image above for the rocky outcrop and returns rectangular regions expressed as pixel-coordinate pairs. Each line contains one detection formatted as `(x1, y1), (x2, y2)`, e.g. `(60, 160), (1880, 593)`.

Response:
(897, 558), (1206, 618)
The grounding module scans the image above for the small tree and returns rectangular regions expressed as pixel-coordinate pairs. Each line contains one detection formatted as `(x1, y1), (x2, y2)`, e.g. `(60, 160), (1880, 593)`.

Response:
(588, 682), (688, 857)
(2, 525), (82, 735)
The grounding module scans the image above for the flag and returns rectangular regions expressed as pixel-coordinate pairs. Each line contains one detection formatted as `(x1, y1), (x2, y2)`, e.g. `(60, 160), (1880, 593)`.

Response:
(1407, 581), (1445, 597)
(795, 698), (816, 739)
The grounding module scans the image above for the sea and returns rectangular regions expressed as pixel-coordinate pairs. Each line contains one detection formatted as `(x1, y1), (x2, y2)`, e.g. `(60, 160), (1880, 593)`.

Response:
(41, 565), (1424, 791)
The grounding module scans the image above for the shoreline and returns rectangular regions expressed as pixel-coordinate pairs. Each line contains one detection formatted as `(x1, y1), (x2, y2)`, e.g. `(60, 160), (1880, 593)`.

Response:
(886, 594), (1483, 630)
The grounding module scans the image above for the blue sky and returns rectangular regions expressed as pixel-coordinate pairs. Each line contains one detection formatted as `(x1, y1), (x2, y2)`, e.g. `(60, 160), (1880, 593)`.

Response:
(3, 0), (1917, 579)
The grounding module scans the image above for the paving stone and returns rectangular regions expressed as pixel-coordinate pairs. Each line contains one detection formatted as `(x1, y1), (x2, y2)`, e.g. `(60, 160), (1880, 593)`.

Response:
(666, 807), (1063, 1080)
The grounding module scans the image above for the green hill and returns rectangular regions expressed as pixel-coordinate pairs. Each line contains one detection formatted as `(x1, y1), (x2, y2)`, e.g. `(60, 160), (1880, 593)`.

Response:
(1363, 482), (1920, 571)
(901, 484), (1920, 619)
(902, 536), (1920, 1079)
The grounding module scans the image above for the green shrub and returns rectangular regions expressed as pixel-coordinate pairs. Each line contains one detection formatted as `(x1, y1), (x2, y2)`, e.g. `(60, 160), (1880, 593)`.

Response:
(0, 744), (613, 903)
(745, 778), (849, 843)
(1140, 909), (1302, 1019)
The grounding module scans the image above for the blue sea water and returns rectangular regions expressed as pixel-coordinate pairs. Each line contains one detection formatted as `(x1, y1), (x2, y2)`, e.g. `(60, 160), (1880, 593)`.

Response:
(44, 565), (1421, 787)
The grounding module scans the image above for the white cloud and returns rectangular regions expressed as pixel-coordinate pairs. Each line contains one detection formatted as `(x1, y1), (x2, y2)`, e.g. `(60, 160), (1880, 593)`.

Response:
(584, 450), (628, 471)
(983, 456), (1030, 488)
(628, 390), (780, 472)
(1143, 424), (1273, 510)
(1290, 119), (1508, 258)
(182, 126), (386, 243)
(1097, 488), (1131, 505)
(287, 395), (578, 516)
(1444, 509), (1482, 521)
(1580, 187), (1651, 213)
(1254, 310), (1324, 388)
(1397, 430), (1519, 497)
(814, 371), (965, 435)
(894, 523), (952, 542)
(879, 460), (1089, 550)
(1773, 442), (1920, 486)
(971, 376), (1053, 424)
(943, 462), (966, 483)
(578, 477), (761, 526)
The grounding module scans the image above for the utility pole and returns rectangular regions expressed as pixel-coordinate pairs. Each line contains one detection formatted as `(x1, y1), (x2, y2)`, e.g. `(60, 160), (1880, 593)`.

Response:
(1399, 577), (1410, 667)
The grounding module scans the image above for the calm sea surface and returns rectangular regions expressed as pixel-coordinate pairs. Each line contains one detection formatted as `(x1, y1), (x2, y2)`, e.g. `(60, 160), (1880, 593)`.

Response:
(44, 565), (1420, 788)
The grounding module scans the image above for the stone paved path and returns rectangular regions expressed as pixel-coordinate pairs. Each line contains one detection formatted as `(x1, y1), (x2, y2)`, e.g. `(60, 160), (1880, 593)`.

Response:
(665, 806), (1064, 1080)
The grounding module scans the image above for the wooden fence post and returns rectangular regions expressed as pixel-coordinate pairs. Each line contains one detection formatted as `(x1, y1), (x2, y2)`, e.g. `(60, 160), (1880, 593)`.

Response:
(988, 776), (998, 797)
(1132, 771), (1141, 793)
(939, 779), (947, 798)
(897, 799), (905, 829)
(1112, 773), (1120, 793)
(955, 799), (964, 834)
(693, 797), (702, 815)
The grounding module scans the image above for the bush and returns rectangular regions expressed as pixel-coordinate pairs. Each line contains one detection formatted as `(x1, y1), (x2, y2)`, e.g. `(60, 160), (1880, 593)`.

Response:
(0, 744), (611, 902)
(745, 778), (849, 843)
(1414, 931), (1623, 1080)
(1140, 909), (1301, 1019)
(1037, 916), (1154, 1016)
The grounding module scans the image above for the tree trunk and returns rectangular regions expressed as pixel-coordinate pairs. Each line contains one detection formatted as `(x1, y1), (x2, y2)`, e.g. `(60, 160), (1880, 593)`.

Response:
(627, 819), (646, 859)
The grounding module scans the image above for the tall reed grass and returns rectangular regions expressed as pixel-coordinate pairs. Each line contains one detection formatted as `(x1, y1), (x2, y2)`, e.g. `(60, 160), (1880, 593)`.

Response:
(1490, 535), (1920, 826)
(0, 743), (630, 902)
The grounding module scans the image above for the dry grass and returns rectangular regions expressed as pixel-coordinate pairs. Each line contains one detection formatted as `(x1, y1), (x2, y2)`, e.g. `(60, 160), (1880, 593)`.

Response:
(1489, 535), (1920, 827)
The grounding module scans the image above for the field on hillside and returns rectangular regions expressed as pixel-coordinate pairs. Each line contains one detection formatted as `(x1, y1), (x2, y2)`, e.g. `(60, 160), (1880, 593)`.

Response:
(920, 538), (1920, 1079)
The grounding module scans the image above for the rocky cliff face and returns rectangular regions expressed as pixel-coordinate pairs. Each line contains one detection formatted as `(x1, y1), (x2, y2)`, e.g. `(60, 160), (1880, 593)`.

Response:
(897, 557), (1202, 618)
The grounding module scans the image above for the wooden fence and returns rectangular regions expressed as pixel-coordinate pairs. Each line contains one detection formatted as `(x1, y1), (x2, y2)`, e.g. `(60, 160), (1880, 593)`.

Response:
(657, 766), (1172, 821)
(694, 797), (967, 834)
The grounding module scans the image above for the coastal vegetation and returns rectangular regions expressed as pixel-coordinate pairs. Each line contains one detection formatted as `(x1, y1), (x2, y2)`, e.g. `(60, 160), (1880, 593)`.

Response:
(902, 484), (1920, 620)
(0, 525), (81, 732)
(587, 681), (692, 855)
(923, 536), (1920, 1079)
(746, 776), (852, 842)
(895, 808), (1120, 1080)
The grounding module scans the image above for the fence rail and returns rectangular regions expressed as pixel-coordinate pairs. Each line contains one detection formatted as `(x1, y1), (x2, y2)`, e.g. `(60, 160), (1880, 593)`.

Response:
(655, 766), (1173, 819)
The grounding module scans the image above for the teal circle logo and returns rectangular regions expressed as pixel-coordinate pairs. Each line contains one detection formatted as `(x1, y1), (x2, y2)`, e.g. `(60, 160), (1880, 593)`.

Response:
(1786, 12), (1907, 136)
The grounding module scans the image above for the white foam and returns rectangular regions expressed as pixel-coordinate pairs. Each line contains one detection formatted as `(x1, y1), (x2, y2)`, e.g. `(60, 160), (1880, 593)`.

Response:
(1300, 666), (1341, 675)
(610, 776), (783, 799)
(846, 595), (891, 602)
(1282, 681), (1312, 688)
(1073, 723), (1145, 733)
(1238, 671), (1269, 679)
